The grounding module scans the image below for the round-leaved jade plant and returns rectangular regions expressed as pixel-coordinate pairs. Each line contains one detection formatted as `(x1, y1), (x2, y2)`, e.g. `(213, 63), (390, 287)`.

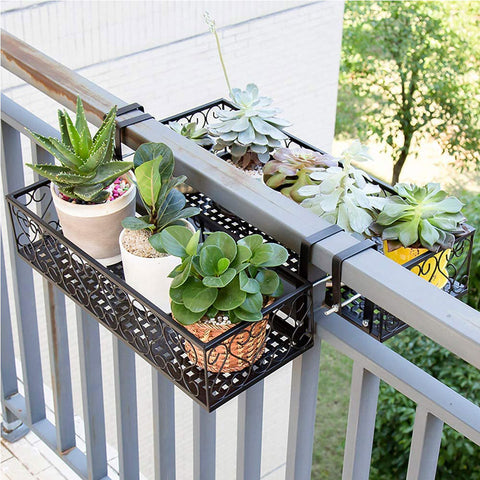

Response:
(153, 227), (288, 325)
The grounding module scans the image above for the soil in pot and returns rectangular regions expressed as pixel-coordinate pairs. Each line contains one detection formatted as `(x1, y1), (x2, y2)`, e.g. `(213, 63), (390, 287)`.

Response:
(51, 176), (136, 266)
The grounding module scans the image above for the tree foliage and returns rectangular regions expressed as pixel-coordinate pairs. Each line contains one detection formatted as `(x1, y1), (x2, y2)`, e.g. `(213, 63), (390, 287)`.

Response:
(337, 1), (480, 184)
(372, 329), (480, 479)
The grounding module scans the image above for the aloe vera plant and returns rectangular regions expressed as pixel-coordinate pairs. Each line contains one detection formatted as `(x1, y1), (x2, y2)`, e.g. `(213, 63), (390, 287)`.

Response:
(121, 143), (200, 236)
(370, 183), (465, 252)
(152, 227), (288, 325)
(169, 121), (213, 147)
(27, 97), (133, 203)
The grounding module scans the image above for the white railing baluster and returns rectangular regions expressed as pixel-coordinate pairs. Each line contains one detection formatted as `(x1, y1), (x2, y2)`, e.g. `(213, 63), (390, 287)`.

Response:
(1, 120), (46, 426)
(30, 139), (76, 453)
(406, 407), (444, 480)
(153, 370), (176, 480)
(113, 338), (139, 480)
(342, 362), (380, 480)
(76, 306), (108, 479)
(236, 380), (264, 480)
(193, 402), (216, 480)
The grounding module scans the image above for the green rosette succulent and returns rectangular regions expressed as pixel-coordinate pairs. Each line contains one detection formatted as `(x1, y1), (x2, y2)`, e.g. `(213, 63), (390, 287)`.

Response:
(152, 228), (288, 325)
(26, 96), (133, 203)
(169, 121), (213, 147)
(263, 147), (338, 202)
(298, 141), (386, 236)
(370, 183), (465, 252)
(121, 143), (200, 238)
(208, 84), (292, 170)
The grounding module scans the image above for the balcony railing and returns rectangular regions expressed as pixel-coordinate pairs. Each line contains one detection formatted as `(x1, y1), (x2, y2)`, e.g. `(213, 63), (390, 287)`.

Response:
(1, 29), (479, 480)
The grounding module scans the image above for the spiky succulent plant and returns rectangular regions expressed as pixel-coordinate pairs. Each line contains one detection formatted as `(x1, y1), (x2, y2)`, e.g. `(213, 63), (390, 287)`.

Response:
(153, 228), (288, 325)
(27, 97), (133, 203)
(263, 147), (338, 202)
(208, 84), (292, 169)
(169, 121), (213, 147)
(298, 141), (386, 236)
(370, 183), (465, 252)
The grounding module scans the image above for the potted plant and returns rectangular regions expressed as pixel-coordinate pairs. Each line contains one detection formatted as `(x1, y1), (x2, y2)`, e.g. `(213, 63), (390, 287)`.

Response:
(119, 142), (200, 311)
(27, 96), (135, 265)
(204, 12), (291, 175)
(297, 141), (387, 237)
(370, 182), (466, 287)
(154, 226), (288, 372)
(263, 147), (338, 202)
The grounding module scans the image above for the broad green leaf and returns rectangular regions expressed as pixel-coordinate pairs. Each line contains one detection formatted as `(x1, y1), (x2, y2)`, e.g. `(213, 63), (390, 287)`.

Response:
(255, 270), (280, 295)
(168, 257), (189, 278)
(171, 258), (192, 288)
(182, 278), (218, 312)
(155, 189), (186, 228)
(238, 234), (264, 252)
(239, 270), (260, 294)
(250, 243), (288, 267)
(206, 306), (219, 318)
(419, 219), (440, 248)
(204, 232), (237, 261)
(153, 226), (193, 258)
(171, 302), (206, 325)
(213, 276), (246, 311)
(233, 308), (263, 322)
(170, 283), (185, 304)
(185, 230), (200, 256)
(135, 157), (162, 207)
(240, 291), (263, 313)
(217, 257), (230, 274)
(199, 245), (224, 276)
(202, 268), (236, 288)
(133, 143), (174, 180)
(231, 244), (252, 267)
(122, 217), (153, 230)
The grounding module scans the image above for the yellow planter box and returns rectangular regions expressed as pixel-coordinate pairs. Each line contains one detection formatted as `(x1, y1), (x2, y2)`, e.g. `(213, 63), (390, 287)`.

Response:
(383, 241), (451, 289)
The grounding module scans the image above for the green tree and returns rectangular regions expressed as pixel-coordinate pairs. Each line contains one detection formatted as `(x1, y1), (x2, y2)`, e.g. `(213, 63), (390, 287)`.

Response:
(338, 1), (480, 185)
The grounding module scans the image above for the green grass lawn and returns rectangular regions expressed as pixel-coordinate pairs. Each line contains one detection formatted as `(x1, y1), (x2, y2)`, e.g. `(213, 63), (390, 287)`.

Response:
(311, 342), (353, 479)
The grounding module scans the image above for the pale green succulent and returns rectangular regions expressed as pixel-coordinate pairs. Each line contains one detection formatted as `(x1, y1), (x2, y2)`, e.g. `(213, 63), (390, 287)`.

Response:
(370, 183), (465, 251)
(298, 141), (386, 236)
(209, 84), (291, 169)
(26, 97), (132, 203)
(169, 121), (213, 147)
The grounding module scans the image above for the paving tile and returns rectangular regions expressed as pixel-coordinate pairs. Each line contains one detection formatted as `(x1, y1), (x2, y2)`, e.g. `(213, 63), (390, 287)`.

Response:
(1, 456), (35, 479)
(1, 442), (13, 462)
(4, 438), (51, 475)
(36, 465), (68, 480)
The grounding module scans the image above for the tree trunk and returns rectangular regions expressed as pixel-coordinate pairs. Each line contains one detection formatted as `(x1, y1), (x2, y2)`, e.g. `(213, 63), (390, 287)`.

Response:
(391, 130), (414, 185)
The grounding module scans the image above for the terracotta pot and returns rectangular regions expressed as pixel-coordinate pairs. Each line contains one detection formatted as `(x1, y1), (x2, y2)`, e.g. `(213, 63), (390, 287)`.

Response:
(383, 241), (451, 289)
(51, 177), (136, 265)
(183, 318), (269, 373)
(119, 221), (195, 312)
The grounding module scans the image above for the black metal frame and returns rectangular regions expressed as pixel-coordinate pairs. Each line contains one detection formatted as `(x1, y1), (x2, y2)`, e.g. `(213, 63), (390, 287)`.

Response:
(160, 98), (476, 342)
(6, 180), (314, 412)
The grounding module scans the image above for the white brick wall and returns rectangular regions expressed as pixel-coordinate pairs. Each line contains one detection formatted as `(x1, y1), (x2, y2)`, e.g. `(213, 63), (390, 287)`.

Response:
(2, 2), (345, 479)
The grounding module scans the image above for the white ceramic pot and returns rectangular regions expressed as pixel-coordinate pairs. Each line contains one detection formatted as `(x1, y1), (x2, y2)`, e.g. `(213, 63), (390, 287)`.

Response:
(51, 176), (136, 266)
(119, 221), (195, 313)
